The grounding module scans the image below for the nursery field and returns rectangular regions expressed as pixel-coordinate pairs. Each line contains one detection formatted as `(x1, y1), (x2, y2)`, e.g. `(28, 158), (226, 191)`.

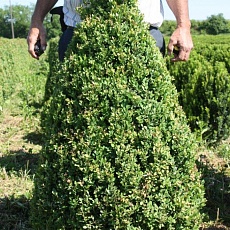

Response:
(0, 35), (230, 229)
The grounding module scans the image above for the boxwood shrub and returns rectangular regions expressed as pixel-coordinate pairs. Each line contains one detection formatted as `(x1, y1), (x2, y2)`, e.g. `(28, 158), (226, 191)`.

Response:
(43, 37), (59, 102)
(166, 48), (230, 142)
(31, 0), (205, 229)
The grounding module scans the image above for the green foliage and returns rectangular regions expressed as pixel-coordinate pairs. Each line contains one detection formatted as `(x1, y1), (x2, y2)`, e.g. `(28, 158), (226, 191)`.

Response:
(195, 44), (230, 74)
(0, 38), (47, 230)
(43, 37), (60, 101)
(160, 20), (176, 36)
(161, 15), (230, 36)
(0, 4), (61, 39)
(44, 13), (63, 40)
(192, 34), (230, 45)
(31, 1), (205, 229)
(166, 42), (230, 142)
(0, 37), (48, 115)
(190, 20), (207, 35)
(204, 14), (230, 35)
(0, 5), (32, 38)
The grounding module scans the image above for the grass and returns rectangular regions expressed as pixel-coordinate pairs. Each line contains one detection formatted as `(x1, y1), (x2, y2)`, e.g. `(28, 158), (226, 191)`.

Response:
(0, 114), (39, 230)
(0, 37), (230, 229)
(198, 143), (230, 229)
(0, 37), (46, 229)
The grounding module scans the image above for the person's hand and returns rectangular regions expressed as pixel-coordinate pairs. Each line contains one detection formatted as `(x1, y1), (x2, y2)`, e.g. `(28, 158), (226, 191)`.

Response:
(27, 23), (47, 59)
(167, 26), (193, 62)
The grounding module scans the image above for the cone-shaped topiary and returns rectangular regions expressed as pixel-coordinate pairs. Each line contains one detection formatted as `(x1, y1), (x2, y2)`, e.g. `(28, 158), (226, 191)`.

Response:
(31, 0), (205, 229)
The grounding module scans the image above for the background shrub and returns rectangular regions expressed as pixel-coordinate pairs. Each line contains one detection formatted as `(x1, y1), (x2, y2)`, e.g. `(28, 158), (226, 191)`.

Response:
(166, 45), (230, 143)
(31, 0), (205, 229)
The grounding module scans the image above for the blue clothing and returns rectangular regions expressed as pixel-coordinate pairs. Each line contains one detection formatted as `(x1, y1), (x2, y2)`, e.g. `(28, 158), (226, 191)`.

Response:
(58, 26), (165, 61)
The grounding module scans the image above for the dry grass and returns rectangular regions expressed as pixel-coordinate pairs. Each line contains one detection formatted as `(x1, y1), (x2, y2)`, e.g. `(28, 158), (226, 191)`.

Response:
(0, 113), (41, 230)
(0, 112), (230, 229)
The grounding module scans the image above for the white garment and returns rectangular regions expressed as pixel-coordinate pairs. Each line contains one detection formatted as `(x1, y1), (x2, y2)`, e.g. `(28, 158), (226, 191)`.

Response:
(63, 0), (164, 28)
(63, 0), (82, 27)
(138, 0), (164, 27)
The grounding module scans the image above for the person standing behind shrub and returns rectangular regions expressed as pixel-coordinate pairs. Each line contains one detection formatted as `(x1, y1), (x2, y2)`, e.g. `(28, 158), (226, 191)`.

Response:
(28, 0), (205, 229)
(27, 0), (193, 62)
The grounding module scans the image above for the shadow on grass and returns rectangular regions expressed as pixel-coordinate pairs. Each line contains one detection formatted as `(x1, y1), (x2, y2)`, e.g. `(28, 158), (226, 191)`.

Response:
(23, 131), (44, 146)
(0, 149), (40, 176)
(0, 131), (42, 229)
(0, 195), (32, 230)
(198, 156), (230, 229)
(0, 131), (43, 176)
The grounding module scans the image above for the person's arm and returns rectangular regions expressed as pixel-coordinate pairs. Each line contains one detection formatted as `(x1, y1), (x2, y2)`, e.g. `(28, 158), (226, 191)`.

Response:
(166, 0), (193, 61)
(27, 0), (58, 59)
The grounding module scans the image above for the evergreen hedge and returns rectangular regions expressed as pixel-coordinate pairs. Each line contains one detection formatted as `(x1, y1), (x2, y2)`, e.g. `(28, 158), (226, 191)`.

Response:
(167, 47), (230, 142)
(43, 37), (59, 102)
(31, 0), (205, 229)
